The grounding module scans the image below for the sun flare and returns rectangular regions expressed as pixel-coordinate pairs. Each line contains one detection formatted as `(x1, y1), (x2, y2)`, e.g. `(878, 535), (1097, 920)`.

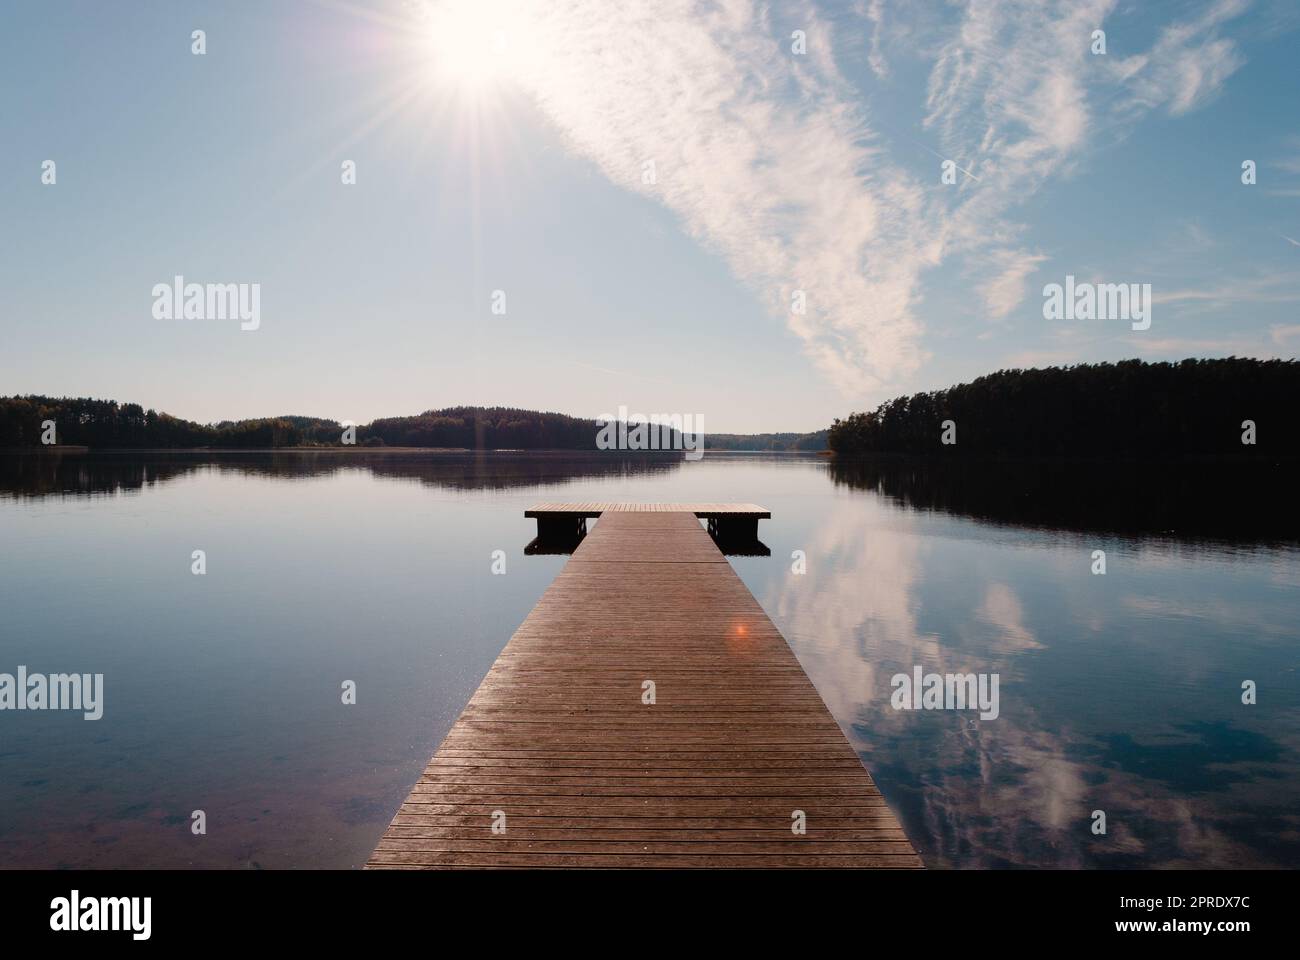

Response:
(422, 0), (521, 93)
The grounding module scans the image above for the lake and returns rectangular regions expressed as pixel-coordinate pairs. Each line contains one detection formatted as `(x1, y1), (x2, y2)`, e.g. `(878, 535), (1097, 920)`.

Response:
(1, 450), (1296, 869)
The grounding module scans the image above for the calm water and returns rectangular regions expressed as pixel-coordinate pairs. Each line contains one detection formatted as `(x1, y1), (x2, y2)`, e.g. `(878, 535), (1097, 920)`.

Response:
(1, 450), (1297, 869)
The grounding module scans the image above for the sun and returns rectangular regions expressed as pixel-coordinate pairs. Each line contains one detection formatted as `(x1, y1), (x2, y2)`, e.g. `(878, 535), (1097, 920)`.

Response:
(422, 0), (519, 93)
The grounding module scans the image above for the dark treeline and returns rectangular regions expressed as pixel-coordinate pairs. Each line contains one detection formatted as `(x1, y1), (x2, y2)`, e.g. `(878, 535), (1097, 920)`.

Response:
(0, 397), (343, 449)
(366, 407), (598, 449)
(0, 399), (603, 450)
(828, 359), (1298, 458)
(0, 396), (827, 451)
(707, 430), (828, 451)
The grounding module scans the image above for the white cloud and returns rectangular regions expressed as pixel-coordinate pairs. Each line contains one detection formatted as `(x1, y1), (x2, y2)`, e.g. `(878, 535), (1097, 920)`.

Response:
(1152, 274), (1300, 305)
(501, 0), (939, 395)
(429, 0), (1257, 395)
(861, 0), (890, 78)
(979, 248), (1049, 319)
(1121, 0), (1249, 115)
(924, 0), (1249, 259)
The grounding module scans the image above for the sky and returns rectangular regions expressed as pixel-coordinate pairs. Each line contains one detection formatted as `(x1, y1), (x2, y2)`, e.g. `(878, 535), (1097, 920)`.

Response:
(2, 0), (1298, 433)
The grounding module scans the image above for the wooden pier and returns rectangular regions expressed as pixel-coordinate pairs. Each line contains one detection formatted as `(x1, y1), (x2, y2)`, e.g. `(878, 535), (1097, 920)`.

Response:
(367, 504), (920, 869)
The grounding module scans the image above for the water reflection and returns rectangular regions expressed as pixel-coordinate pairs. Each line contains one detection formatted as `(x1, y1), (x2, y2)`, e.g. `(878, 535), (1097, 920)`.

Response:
(1, 451), (1296, 869)
(829, 456), (1300, 543)
(706, 530), (771, 557)
(0, 449), (682, 499)
(769, 482), (1300, 868)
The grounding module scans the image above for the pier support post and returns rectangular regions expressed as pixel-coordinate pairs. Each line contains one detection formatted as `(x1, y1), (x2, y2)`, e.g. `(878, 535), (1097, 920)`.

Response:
(536, 515), (587, 541)
(709, 516), (759, 540)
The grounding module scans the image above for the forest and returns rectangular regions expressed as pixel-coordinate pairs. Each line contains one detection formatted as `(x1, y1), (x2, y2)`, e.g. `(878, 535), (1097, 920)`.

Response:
(827, 358), (1298, 458)
(0, 399), (823, 451)
(0, 397), (339, 448)
(706, 431), (828, 451)
(6, 358), (1291, 456)
(0, 398), (606, 450)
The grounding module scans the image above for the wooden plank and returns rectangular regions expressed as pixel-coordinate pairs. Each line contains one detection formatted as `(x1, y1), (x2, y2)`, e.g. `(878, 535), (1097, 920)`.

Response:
(367, 507), (918, 869)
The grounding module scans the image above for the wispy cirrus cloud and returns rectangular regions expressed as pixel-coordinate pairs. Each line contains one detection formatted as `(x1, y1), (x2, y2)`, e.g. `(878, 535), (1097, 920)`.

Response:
(431, 0), (1260, 395)
(980, 249), (1050, 320)
(504, 0), (940, 395)
(1117, 0), (1250, 116)
(922, 0), (1252, 324)
(1152, 272), (1300, 305)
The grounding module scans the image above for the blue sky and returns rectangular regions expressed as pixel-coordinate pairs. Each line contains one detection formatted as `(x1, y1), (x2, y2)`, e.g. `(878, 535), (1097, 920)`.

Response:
(2, 0), (1297, 432)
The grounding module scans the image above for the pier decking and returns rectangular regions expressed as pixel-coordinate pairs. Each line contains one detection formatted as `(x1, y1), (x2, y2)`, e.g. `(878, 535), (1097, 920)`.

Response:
(367, 505), (920, 869)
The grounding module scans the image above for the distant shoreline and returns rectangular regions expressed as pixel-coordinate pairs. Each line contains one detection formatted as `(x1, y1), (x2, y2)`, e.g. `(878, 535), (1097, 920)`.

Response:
(0, 446), (817, 456)
(4, 447), (1293, 464)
